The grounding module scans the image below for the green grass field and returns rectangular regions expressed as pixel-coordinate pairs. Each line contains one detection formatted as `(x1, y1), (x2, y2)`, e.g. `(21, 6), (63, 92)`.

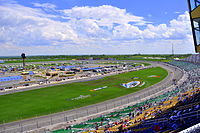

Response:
(0, 54), (191, 64)
(0, 67), (168, 123)
(1, 58), (170, 64)
(3, 59), (68, 64)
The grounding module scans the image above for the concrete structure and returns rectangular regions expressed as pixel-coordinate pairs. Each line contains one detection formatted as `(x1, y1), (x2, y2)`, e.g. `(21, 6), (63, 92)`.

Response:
(46, 71), (59, 77)
(188, 0), (200, 52)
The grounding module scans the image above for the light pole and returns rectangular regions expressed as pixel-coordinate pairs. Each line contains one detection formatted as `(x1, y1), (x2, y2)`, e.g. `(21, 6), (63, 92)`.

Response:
(21, 53), (26, 68)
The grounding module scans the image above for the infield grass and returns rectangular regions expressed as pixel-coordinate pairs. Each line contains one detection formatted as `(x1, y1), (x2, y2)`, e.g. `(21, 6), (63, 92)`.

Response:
(0, 67), (168, 123)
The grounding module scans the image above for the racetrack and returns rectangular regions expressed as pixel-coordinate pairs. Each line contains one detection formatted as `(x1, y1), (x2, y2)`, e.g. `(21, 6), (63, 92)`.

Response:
(0, 61), (185, 133)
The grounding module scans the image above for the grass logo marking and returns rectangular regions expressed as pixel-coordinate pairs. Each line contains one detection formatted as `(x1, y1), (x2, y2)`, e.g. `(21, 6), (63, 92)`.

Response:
(148, 75), (160, 78)
(121, 81), (141, 88)
(90, 86), (107, 91)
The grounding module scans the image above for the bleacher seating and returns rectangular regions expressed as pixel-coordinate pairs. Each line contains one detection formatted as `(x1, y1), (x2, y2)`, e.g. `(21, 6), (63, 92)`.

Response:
(121, 88), (200, 133)
(52, 88), (200, 133)
(169, 60), (200, 71)
(181, 54), (200, 63)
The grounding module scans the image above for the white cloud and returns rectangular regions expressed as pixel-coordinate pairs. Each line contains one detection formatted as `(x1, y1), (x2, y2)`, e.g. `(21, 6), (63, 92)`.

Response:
(0, 3), (78, 46)
(113, 24), (142, 39)
(147, 14), (152, 17)
(174, 11), (181, 14)
(32, 3), (57, 10)
(63, 5), (147, 28)
(0, 2), (195, 55)
(139, 11), (191, 40)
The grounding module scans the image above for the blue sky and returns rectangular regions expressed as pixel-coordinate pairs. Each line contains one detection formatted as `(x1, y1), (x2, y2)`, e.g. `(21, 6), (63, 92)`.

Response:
(16, 0), (189, 24)
(0, 0), (195, 55)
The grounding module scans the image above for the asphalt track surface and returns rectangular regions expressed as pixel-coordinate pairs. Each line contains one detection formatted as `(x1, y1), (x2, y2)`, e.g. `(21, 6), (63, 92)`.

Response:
(0, 61), (185, 133)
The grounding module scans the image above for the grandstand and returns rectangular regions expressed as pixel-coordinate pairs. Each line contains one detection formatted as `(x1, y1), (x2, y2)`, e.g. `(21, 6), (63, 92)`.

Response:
(168, 60), (200, 71)
(188, 0), (200, 52)
(181, 54), (200, 63)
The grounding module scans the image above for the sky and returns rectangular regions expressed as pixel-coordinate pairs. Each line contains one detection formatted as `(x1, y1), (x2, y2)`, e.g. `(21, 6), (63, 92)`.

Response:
(0, 0), (196, 56)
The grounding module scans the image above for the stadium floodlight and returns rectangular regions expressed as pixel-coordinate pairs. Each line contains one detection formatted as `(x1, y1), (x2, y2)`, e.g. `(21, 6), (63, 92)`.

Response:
(187, 0), (200, 53)
(172, 43), (174, 56)
(21, 53), (26, 68)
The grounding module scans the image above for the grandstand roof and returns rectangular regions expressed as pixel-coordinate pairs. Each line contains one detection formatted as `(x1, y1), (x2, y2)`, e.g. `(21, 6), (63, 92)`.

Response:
(56, 66), (76, 69)
(28, 71), (34, 75)
(81, 67), (102, 71)
(0, 76), (23, 82)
